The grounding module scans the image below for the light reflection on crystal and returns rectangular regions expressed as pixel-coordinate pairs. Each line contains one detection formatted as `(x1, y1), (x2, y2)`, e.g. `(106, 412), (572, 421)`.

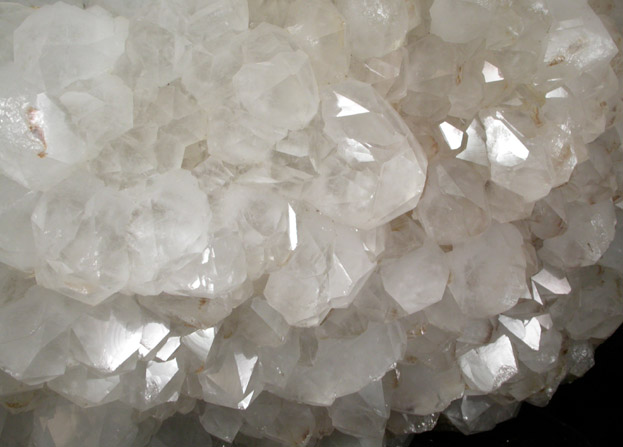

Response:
(482, 61), (504, 83)
(335, 93), (371, 117)
(439, 121), (464, 150)
(0, 0), (622, 446)
(498, 315), (542, 351)
(482, 114), (530, 167)
(458, 335), (518, 393)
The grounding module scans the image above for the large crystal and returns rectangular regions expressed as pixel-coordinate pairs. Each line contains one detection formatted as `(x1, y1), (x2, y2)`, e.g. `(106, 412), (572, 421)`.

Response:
(307, 80), (427, 229)
(31, 172), (132, 304)
(13, 2), (128, 92)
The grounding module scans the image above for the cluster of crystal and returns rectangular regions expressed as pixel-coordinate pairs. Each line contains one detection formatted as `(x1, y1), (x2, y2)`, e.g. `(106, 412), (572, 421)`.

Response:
(1, 1), (623, 446)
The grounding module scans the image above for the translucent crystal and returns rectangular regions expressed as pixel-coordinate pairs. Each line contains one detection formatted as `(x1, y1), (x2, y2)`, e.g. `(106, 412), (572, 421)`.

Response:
(0, 0), (622, 445)
(0, 67), (94, 191)
(126, 170), (211, 295)
(71, 296), (145, 373)
(498, 315), (542, 351)
(285, 0), (350, 85)
(539, 199), (616, 269)
(0, 175), (38, 271)
(264, 211), (375, 326)
(387, 412), (439, 435)
(197, 335), (261, 410)
(32, 172), (132, 304)
(448, 223), (527, 317)
(308, 80), (427, 229)
(328, 379), (389, 438)
(0, 285), (82, 384)
(430, 0), (494, 44)
(59, 74), (134, 150)
(13, 2), (128, 92)
(542, 0), (618, 77)
(335, 0), (409, 60)
(392, 361), (464, 415)
(414, 158), (490, 245)
(458, 335), (518, 393)
(200, 402), (243, 443)
(31, 398), (138, 447)
(123, 358), (184, 410)
(48, 365), (122, 407)
(233, 50), (319, 132)
(443, 394), (520, 435)
(243, 393), (316, 446)
(282, 322), (405, 405)
(550, 265), (623, 340)
(380, 240), (449, 314)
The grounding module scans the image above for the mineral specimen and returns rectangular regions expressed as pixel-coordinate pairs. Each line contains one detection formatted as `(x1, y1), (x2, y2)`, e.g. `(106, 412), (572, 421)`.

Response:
(1, 0), (623, 446)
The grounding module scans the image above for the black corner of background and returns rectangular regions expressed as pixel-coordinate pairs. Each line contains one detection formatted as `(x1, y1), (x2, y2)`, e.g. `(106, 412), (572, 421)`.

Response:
(409, 323), (623, 447)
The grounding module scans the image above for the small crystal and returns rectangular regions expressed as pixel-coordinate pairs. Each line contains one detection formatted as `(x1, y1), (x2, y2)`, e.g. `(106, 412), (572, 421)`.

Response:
(328, 379), (389, 438)
(539, 200), (616, 269)
(285, 0), (350, 85)
(392, 361), (465, 415)
(430, 0), (493, 44)
(458, 335), (518, 393)
(200, 402), (243, 443)
(380, 240), (449, 315)
(439, 121), (465, 150)
(233, 50), (319, 132)
(448, 223), (527, 317)
(335, 0), (409, 60)
(498, 315), (542, 350)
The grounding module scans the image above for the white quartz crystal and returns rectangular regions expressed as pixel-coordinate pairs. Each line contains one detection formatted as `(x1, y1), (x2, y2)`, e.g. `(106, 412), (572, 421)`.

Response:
(380, 240), (449, 314)
(335, 0), (409, 60)
(285, 0), (350, 85)
(309, 80), (427, 229)
(430, 0), (494, 44)
(13, 2), (128, 92)
(1, 1), (623, 446)
(458, 335), (518, 393)
(32, 172), (133, 304)
(448, 223), (527, 317)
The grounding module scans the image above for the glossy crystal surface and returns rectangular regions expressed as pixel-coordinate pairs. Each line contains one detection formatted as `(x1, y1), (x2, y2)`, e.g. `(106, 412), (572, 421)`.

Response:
(1, 1), (623, 446)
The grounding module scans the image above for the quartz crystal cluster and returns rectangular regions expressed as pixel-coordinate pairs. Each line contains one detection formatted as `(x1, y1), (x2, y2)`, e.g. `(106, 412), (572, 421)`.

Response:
(1, 0), (623, 446)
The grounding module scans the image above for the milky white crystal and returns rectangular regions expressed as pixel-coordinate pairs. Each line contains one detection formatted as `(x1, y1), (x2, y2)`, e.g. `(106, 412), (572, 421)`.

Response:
(1, 0), (623, 446)
(335, 0), (409, 60)
(459, 335), (518, 393)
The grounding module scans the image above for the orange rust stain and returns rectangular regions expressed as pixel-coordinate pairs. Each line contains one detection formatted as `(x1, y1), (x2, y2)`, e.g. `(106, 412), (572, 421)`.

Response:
(531, 107), (543, 127)
(27, 107), (47, 158)
(4, 401), (28, 409)
(548, 55), (566, 66)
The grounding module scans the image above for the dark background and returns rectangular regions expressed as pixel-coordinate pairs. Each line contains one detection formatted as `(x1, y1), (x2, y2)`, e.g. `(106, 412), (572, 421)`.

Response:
(409, 324), (623, 447)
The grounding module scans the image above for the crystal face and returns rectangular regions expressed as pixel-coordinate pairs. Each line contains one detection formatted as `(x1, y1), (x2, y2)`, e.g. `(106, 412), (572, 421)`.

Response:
(0, 1), (623, 446)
